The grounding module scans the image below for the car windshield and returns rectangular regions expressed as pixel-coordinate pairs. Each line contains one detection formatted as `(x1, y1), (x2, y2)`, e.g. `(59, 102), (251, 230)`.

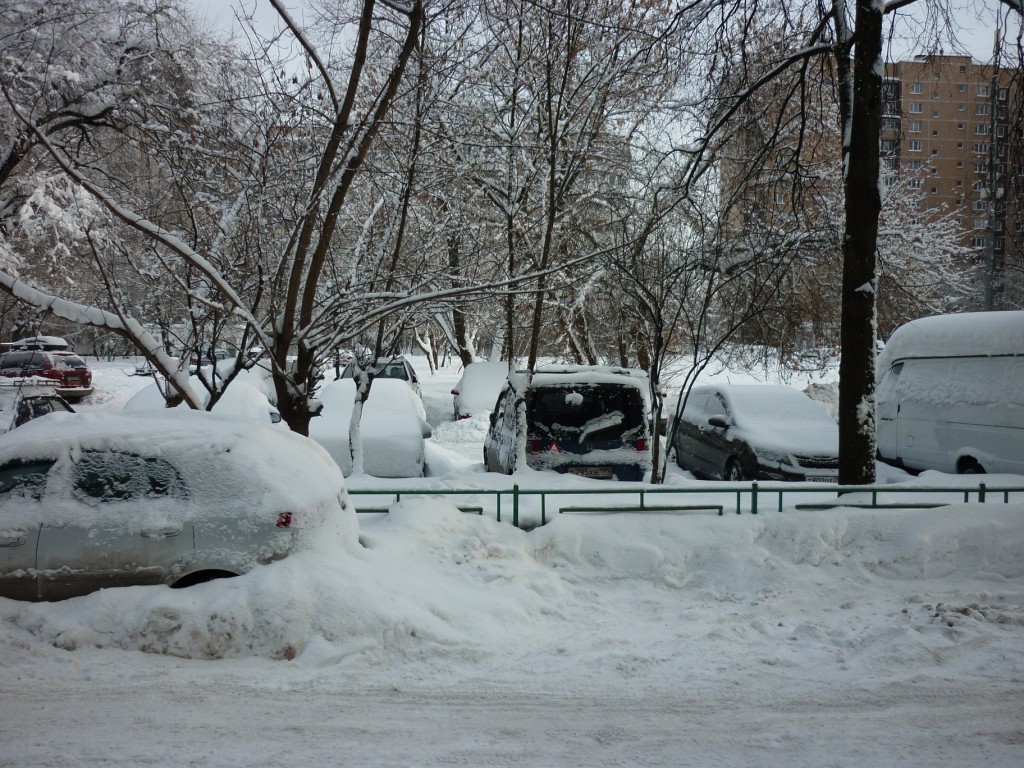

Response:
(529, 384), (644, 439)
(725, 387), (832, 425)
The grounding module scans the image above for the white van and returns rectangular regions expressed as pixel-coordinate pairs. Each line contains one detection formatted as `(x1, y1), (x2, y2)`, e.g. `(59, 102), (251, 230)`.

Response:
(875, 311), (1024, 475)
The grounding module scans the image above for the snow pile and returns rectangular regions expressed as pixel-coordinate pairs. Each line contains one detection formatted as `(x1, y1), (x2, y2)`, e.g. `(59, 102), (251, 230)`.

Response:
(3, 499), (1021, 675)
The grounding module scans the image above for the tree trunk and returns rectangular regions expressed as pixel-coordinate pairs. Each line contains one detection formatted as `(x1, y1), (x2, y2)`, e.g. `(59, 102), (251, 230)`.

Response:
(837, 0), (882, 485)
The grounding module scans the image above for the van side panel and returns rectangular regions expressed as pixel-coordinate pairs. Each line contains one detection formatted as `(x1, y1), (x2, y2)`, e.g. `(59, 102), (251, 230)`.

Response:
(884, 355), (1023, 474)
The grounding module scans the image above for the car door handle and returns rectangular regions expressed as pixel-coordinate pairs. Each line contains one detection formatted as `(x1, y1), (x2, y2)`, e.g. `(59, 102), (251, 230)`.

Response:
(140, 527), (182, 540)
(0, 533), (27, 547)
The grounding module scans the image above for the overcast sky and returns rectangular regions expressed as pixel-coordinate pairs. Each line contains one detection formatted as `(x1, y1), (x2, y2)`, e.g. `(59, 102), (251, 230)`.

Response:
(187, 0), (1017, 63)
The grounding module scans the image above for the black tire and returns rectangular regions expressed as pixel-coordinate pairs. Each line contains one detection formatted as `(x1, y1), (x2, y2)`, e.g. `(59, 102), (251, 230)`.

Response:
(724, 458), (745, 482)
(958, 458), (985, 475)
(171, 570), (237, 589)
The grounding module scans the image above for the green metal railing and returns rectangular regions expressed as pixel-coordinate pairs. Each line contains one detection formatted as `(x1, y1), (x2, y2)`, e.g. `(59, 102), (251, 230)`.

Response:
(350, 481), (1023, 528)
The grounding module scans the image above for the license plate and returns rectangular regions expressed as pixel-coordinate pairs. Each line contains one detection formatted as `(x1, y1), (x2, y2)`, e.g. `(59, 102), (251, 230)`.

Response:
(806, 476), (837, 483)
(567, 466), (613, 479)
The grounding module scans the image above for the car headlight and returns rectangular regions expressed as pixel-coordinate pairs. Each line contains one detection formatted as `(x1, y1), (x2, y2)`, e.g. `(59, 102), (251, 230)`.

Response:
(756, 449), (793, 466)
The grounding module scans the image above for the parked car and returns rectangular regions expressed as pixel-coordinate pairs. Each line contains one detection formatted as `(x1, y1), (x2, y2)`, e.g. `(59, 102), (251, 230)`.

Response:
(310, 378), (432, 478)
(876, 310), (1023, 475)
(0, 349), (93, 400)
(123, 374), (283, 425)
(672, 384), (838, 482)
(0, 381), (74, 435)
(0, 410), (348, 602)
(483, 366), (652, 481)
(339, 356), (421, 397)
(451, 361), (508, 420)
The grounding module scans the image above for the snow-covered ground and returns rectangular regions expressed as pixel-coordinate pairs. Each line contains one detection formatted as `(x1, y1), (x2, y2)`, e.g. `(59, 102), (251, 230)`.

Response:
(2, 355), (1022, 767)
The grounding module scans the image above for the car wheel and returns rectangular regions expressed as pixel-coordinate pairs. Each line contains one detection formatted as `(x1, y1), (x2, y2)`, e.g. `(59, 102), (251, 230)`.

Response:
(957, 457), (985, 475)
(172, 570), (237, 589)
(724, 458), (745, 481)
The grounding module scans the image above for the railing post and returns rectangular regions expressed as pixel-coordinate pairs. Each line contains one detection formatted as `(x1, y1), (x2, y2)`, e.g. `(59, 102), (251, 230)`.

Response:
(735, 490), (742, 515)
(979, 482), (986, 503)
(496, 491), (501, 523)
(541, 493), (547, 526)
(751, 481), (758, 515)
(513, 484), (519, 528)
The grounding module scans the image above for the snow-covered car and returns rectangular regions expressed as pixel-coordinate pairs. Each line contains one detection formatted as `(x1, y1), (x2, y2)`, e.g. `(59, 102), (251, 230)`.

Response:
(483, 366), (652, 481)
(0, 410), (349, 602)
(451, 361), (508, 420)
(0, 349), (93, 400)
(672, 384), (838, 482)
(339, 355), (422, 398)
(0, 381), (74, 435)
(123, 372), (283, 425)
(310, 378), (432, 477)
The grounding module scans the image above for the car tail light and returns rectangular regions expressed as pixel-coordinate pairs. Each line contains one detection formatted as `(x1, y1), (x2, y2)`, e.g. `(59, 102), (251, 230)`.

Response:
(528, 439), (542, 454)
(635, 438), (647, 452)
(38, 369), (62, 381)
(276, 512), (294, 528)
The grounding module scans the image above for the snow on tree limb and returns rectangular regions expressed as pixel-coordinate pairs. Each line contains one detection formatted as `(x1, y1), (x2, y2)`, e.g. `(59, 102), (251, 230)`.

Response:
(0, 270), (204, 409)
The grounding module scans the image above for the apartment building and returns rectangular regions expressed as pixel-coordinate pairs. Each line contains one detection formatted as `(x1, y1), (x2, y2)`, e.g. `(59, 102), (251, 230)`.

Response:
(882, 54), (1022, 309)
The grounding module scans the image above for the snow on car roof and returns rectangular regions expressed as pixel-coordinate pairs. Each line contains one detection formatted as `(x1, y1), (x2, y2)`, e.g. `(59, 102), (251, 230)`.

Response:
(9, 335), (70, 350)
(527, 365), (648, 391)
(877, 311), (1024, 373)
(0, 410), (345, 524)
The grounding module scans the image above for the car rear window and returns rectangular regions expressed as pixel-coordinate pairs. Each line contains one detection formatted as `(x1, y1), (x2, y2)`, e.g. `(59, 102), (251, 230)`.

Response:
(52, 355), (87, 370)
(529, 384), (644, 438)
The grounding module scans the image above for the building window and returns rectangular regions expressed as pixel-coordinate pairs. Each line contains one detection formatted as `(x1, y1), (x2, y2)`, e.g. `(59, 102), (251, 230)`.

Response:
(881, 138), (896, 153)
(974, 143), (989, 153)
(976, 124), (990, 135)
(957, 142), (964, 149)
(971, 237), (987, 247)
(910, 217), (920, 226)
(973, 199), (987, 211)
(957, 179), (963, 186)
(908, 159), (923, 170)
(974, 218), (988, 229)
(978, 84), (989, 97)
(959, 84), (967, 93)
(909, 102), (923, 113)
(998, 87), (1008, 101)
(908, 178), (922, 189)
(960, 65), (967, 73)
(931, 148), (939, 155)
(932, 130), (939, 136)
(930, 187), (938, 194)
(997, 126), (1006, 138)
(976, 104), (989, 116)
(932, 110), (940, 118)
(957, 123), (965, 130)
(908, 139), (922, 151)
(957, 161), (963, 168)
(974, 162), (988, 173)
(934, 72), (941, 80)
(995, 238), (1004, 251)
(909, 120), (922, 133)
(959, 103), (966, 111)
(909, 82), (923, 94)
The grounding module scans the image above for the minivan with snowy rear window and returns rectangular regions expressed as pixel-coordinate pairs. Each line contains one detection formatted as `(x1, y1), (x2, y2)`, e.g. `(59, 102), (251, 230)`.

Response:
(483, 366), (652, 481)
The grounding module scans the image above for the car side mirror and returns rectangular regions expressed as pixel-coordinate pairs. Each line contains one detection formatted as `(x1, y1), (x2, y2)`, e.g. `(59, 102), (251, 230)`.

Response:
(708, 414), (729, 429)
(421, 420), (432, 439)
